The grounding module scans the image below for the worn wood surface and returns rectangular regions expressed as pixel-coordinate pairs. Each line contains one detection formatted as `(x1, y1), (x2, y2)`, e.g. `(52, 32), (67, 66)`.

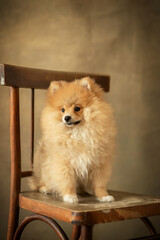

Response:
(19, 190), (160, 225)
(0, 64), (110, 91)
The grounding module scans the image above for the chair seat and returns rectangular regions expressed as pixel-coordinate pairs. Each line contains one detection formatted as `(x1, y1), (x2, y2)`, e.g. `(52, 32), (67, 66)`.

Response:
(19, 190), (160, 225)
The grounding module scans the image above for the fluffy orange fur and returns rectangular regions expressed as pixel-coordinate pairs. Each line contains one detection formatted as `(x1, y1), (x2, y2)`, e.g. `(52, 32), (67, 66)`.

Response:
(30, 77), (117, 203)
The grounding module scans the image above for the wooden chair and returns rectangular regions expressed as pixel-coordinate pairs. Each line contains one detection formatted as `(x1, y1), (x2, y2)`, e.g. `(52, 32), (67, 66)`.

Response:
(1, 64), (160, 240)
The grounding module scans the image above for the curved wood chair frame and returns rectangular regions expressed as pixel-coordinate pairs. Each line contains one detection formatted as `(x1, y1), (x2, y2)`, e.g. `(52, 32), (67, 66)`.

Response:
(1, 64), (160, 240)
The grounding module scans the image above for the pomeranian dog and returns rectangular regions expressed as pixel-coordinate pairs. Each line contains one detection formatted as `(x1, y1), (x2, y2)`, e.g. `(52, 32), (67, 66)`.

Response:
(30, 77), (116, 203)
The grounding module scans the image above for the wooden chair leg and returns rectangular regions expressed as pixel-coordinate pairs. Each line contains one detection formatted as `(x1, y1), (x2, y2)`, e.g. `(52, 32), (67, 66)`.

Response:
(80, 225), (93, 240)
(7, 203), (19, 240)
(140, 217), (157, 235)
(71, 225), (81, 240)
(7, 87), (21, 240)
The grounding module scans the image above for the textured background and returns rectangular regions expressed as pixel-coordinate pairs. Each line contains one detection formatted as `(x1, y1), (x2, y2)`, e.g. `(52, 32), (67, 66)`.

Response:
(0, 0), (160, 239)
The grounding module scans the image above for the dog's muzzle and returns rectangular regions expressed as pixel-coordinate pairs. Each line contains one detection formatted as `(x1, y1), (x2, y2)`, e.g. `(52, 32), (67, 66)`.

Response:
(63, 115), (81, 126)
(66, 120), (81, 126)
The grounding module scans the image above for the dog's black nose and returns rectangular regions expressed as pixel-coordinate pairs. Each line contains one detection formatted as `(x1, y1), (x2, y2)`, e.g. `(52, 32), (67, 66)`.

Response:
(64, 116), (71, 122)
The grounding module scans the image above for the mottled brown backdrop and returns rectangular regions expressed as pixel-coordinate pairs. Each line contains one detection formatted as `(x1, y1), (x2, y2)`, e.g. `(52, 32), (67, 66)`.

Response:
(0, 0), (160, 239)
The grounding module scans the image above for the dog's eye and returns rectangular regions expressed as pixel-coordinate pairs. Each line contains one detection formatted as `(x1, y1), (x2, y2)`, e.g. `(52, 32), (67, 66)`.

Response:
(61, 108), (65, 113)
(74, 107), (81, 112)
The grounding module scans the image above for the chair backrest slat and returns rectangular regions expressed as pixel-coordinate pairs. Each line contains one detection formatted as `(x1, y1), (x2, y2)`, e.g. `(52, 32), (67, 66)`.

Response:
(21, 171), (32, 178)
(31, 88), (34, 169)
(0, 64), (110, 92)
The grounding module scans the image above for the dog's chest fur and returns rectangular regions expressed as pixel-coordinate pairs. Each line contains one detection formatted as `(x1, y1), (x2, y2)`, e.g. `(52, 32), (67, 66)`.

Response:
(66, 127), (101, 179)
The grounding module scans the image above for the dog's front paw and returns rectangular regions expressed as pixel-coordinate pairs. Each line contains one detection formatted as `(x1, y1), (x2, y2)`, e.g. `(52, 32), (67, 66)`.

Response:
(98, 195), (115, 202)
(63, 194), (79, 204)
(39, 186), (50, 195)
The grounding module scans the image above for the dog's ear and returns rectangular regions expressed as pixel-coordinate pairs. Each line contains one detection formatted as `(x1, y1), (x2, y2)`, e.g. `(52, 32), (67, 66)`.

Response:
(80, 77), (95, 91)
(80, 77), (104, 97)
(48, 81), (66, 95)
